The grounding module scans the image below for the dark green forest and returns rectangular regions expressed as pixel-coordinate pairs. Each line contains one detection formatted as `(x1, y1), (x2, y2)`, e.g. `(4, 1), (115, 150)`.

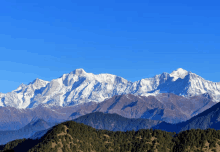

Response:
(1, 120), (220, 152)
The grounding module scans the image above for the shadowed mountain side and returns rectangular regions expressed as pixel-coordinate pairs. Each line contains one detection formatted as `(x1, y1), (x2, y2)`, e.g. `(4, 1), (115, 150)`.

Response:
(73, 112), (162, 131)
(179, 101), (220, 131)
(30, 112), (163, 140)
(152, 122), (180, 133)
(0, 119), (52, 145)
(153, 102), (220, 133)
(29, 128), (51, 140)
(69, 93), (216, 124)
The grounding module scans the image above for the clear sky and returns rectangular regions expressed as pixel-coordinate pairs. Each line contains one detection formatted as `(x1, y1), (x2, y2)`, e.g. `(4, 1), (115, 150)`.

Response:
(0, 0), (220, 93)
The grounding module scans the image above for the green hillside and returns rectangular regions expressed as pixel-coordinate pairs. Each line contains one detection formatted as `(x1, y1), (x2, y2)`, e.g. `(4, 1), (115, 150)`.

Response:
(2, 120), (220, 152)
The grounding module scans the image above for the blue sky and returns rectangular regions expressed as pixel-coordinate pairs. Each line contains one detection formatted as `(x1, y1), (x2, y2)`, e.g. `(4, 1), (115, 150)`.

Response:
(0, 0), (220, 93)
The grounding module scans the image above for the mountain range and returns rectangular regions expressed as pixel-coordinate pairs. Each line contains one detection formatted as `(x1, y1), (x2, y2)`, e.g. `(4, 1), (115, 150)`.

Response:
(73, 104), (220, 134)
(0, 91), (215, 144)
(1, 68), (220, 147)
(0, 68), (220, 109)
(68, 93), (215, 123)
(4, 98), (220, 146)
(2, 118), (220, 152)
(0, 92), (215, 132)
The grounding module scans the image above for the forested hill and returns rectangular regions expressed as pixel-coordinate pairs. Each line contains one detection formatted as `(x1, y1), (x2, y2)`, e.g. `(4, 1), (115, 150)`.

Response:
(2, 121), (220, 152)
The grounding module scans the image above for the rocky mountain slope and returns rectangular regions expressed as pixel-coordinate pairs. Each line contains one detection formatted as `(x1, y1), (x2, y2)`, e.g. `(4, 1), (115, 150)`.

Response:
(0, 68), (220, 109)
(72, 98), (220, 133)
(0, 93), (215, 132)
(68, 93), (215, 123)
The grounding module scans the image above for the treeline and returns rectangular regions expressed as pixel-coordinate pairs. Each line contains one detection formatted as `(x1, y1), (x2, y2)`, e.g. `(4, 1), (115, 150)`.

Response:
(1, 121), (220, 152)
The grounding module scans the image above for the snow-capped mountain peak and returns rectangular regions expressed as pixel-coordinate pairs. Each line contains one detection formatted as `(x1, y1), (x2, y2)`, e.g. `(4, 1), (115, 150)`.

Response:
(1, 68), (220, 109)
(14, 83), (27, 92)
(70, 68), (86, 75)
(29, 78), (49, 87)
(170, 68), (189, 81)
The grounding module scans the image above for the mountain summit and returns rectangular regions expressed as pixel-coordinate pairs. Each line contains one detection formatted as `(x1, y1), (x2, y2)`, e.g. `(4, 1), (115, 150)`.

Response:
(70, 68), (87, 75)
(0, 68), (220, 109)
(170, 68), (189, 81)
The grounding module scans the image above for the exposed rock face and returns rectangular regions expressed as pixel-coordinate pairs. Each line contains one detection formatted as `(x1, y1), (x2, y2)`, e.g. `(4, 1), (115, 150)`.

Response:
(0, 68), (220, 109)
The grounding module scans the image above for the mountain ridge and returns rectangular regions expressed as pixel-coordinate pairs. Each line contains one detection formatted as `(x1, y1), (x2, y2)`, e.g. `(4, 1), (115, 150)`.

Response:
(0, 68), (220, 109)
(0, 118), (52, 145)
(2, 119), (220, 152)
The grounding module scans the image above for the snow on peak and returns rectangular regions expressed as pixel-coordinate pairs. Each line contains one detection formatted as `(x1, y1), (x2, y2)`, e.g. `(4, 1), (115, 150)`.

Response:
(1, 68), (220, 109)
(14, 83), (27, 92)
(19, 83), (27, 88)
(170, 68), (189, 81)
(32, 78), (40, 83)
(29, 78), (48, 85)
(71, 68), (86, 75)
